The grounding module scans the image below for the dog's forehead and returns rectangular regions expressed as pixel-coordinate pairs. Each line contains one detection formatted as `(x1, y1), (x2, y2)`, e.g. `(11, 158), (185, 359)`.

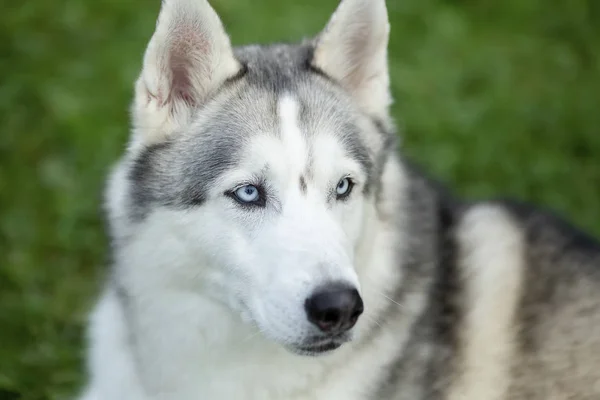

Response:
(240, 93), (365, 183)
(194, 84), (369, 182)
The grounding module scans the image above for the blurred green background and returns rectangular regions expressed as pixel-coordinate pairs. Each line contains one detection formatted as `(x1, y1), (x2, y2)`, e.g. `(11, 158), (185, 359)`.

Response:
(1, 0), (599, 398)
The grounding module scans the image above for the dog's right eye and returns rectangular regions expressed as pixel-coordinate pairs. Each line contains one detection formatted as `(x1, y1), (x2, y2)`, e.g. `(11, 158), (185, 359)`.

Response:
(335, 177), (355, 200)
(228, 184), (266, 207)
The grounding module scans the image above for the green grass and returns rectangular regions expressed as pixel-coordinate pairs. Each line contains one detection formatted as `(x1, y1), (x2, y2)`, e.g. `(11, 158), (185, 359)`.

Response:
(1, 0), (599, 398)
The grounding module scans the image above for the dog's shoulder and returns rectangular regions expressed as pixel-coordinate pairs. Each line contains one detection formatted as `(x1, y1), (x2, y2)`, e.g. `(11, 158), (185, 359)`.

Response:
(424, 190), (600, 399)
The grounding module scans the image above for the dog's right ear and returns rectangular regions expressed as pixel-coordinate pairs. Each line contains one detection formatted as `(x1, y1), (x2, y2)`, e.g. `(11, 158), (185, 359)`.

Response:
(312, 0), (390, 120)
(131, 0), (241, 146)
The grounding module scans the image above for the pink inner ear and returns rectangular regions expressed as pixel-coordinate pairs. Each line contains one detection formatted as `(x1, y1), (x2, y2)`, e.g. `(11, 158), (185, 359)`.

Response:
(165, 28), (211, 108)
(168, 52), (197, 107)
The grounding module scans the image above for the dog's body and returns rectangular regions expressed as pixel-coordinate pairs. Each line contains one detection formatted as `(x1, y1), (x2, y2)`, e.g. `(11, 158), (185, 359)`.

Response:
(78, 0), (600, 399)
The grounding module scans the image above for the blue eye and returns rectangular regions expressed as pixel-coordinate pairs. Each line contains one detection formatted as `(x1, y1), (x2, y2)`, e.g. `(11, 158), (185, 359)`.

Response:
(234, 185), (260, 203)
(227, 183), (266, 207)
(336, 177), (354, 199)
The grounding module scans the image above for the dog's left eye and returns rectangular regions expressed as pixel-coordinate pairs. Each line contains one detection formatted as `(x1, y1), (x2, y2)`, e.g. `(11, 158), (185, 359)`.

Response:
(336, 177), (354, 199)
(235, 185), (259, 202)
(230, 184), (265, 207)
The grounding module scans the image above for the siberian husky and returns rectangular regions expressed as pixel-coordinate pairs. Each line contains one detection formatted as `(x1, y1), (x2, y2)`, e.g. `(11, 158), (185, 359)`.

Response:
(77, 0), (600, 399)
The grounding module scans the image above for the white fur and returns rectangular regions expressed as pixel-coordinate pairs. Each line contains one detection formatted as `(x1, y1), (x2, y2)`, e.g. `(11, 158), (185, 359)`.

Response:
(279, 95), (308, 174)
(449, 206), (525, 400)
(79, 288), (145, 400)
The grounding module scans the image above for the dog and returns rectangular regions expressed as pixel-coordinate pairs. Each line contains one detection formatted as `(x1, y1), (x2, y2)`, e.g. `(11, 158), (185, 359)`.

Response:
(76, 0), (600, 398)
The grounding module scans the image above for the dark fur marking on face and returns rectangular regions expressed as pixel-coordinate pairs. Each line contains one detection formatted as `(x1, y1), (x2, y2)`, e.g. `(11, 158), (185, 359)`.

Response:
(234, 44), (316, 95)
(334, 124), (374, 194)
(300, 175), (308, 194)
(368, 118), (398, 199)
(128, 141), (176, 221)
(127, 121), (248, 220)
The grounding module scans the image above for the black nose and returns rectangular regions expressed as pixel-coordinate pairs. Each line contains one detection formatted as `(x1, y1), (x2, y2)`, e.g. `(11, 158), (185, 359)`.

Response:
(304, 283), (364, 334)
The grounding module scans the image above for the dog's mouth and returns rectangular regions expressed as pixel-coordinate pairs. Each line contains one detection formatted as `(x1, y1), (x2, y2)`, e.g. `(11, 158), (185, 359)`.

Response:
(288, 334), (351, 357)
(294, 341), (342, 356)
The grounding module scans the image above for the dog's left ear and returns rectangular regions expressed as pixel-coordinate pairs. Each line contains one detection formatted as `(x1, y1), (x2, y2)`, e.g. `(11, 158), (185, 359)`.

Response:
(131, 0), (241, 146)
(312, 0), (391, 119)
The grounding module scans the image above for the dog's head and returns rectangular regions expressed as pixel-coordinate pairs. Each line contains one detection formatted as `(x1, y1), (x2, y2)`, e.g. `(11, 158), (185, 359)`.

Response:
(109, 0), (393, 356)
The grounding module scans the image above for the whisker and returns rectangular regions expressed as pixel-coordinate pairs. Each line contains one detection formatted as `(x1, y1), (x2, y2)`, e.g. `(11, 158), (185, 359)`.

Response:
(361, 280), (406, 309)
(364, 314), (383, 328)
(242, 329), (262, 343)
(379, 293), (405, 309)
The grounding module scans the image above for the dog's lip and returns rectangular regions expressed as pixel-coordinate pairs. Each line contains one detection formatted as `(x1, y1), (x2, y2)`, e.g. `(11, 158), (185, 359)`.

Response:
(288, 334), (351, 356)
(306, 332), (350, 344)
(295, 341), (343, 355)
